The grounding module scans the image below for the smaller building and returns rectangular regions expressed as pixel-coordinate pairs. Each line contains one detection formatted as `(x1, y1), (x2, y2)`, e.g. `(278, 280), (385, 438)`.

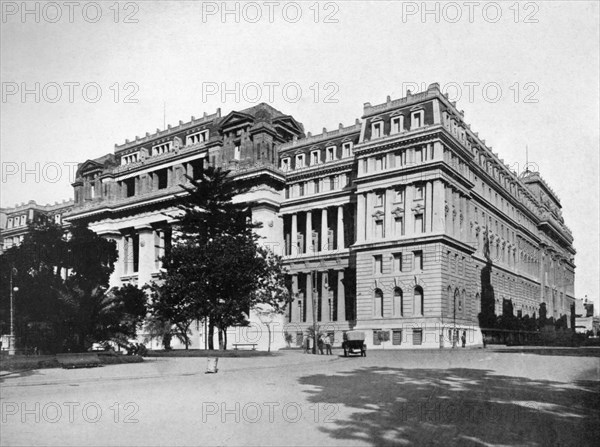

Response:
(574, 297), (599, 335)
(0, 200), (74, 253)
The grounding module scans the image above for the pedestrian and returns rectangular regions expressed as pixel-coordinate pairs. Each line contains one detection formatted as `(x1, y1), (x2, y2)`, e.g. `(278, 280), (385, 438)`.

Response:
(461, 331), (466, 348)
(317, 335), (324, 355)
(324, 334), (332, 355)
(303, 336), (310, 354)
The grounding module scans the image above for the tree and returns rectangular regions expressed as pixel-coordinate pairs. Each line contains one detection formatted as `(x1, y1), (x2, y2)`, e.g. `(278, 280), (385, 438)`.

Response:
(148, 166), (290, 350)
(0, 220), (145, 353)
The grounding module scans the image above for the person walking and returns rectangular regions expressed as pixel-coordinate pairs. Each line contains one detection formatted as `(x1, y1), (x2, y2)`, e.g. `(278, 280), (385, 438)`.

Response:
(304, 336), (311, 354)
(317, 335), (324, 355)
(461, 331), (466, 348)
(324, 334), (332, 355)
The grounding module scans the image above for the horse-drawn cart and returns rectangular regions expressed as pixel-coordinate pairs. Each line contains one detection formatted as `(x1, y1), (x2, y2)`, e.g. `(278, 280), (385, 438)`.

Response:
(342, 331), (366, 357)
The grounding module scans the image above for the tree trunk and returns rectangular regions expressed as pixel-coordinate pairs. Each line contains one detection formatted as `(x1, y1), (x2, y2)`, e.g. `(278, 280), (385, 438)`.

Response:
(208, 322), (214, 350)
(223, 329), (228, 351)
(163, 332), (172, 350)
(218, 329), (224, 350)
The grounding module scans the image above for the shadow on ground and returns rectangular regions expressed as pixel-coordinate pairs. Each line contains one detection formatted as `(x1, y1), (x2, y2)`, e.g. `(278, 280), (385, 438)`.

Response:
(300, 367), (600, 446)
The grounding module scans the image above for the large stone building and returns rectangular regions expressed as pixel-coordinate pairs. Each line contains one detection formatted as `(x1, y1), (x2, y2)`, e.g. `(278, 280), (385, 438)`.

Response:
(0, 200), (73, 253)
(65, 83), (576, 350)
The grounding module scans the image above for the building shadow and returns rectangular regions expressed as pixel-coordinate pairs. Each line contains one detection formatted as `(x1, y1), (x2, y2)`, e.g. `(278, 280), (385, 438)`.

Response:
(299, 366), (600, 446)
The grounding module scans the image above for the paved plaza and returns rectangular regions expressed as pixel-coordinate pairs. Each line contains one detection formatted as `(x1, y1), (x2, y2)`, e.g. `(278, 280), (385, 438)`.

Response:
(1, 348), (599, 446)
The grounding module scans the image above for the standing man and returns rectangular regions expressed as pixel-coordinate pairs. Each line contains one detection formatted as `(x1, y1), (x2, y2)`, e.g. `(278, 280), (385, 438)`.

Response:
(461, 331), (466, 348)
(324, 334), (333, 355)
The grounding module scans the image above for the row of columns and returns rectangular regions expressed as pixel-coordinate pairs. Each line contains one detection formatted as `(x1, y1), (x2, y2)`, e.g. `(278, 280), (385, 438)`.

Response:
(289, 205), (345, 255)
(289, 270), (346, 323)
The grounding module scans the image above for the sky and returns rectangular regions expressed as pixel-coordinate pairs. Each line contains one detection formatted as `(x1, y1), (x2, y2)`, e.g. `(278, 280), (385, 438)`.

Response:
(1, 1), (599, 307)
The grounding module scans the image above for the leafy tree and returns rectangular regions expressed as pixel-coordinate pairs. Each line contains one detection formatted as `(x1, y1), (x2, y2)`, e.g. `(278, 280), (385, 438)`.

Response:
(0, 220), (147, 353)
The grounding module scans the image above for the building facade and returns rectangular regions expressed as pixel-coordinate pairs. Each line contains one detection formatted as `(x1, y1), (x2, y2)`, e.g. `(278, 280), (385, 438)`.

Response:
(0, 200), (73, 253)
(65, 83), (576, 350)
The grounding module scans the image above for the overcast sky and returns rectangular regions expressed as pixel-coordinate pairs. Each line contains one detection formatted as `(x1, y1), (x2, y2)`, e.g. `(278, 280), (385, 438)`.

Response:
(1, 1), (598, 306)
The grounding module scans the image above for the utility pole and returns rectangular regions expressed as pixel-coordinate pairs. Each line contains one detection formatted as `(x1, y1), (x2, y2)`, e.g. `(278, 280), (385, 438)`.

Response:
(9, 267), (18, 356)
(312, 270), (318, 354)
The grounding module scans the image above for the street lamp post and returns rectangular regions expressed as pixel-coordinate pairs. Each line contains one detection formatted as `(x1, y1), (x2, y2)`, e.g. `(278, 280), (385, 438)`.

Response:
(453, 289), (457, 349)
(311, 270), (318, 354)
(9, 267), (18, 356)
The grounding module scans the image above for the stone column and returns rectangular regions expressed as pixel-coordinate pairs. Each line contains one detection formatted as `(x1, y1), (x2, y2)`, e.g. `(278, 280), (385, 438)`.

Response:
(405, 185), (415, 237)
(100, 231), (124, 288)
(321, 271), (330, 322)
(305, 273), (314, 325)
(306, 211), (313, 253)
(136, 225), (155, 287)
(385, 188), (394, 239)
(356, 193), (366, 243)
(425, 181), (433, 232)
(291, 274), (299, 322)
(291, 213), (298, 257)
(432, 180), (444, 233)
(337, 270), (346, 322)
(337, 205), (345, 249)
(365, 192), (373, 241)
(321, 208), (329, 251)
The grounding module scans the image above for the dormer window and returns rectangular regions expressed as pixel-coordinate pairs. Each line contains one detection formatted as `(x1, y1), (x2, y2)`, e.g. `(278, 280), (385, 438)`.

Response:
(7, 218), (13, 228)
(342, 142), (353, 158)
(121, 152), (140, 165)
(326, 146), (336, 162)
(391, 116), (404, 134)
(311, 150), (320, 165)
(281, 157), (290, 171)
(187, 129), (209, 145)
(411, 110), (424, 129)
(296, 154), (305, 169)
(371, 121), (383, 139)
(54, 214), (61, 224)
(153, 142), (172, 156)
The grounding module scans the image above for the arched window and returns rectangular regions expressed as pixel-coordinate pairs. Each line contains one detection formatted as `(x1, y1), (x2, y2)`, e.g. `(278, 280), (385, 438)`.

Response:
(414, 286), (424, 316)
(374, 288), (384, 318)
(394, 288), (403, 317)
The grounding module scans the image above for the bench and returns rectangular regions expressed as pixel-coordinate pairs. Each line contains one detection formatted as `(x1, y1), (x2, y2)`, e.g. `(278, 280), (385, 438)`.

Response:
(56, 353), (101, 369)
(232, 343), (257, 350)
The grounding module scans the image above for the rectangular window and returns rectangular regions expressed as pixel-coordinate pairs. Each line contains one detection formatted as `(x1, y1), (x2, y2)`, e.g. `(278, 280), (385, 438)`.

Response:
(373, 330), (382, 346)
(124, 178), (136, 197)
(342, 142), (353, 158)
(392, 330), (402, 345)
(326, 146), (336, 162)
(414, 250), (423, 271)
(376, 155), (386, 170)
(187, 129), (209, 145)
(285, 187), (290, 199)
(7, 218), (12, 228)
(299, 182), (305, 197)
(394, 216), (404, 236)
(313, 179), (320, 194)
(329, 176), (336, 190)
(391, 116), (404, 134)
(375, 220), (384, 238)
(393, 253), (403, 272)
(375, 192), (384, 207)
(234, 144), (241, 160)
(372, 121), (382, 139)
(296, 154), (305, 169)
(414, 214), (424, 234)
(411, 111), (424, 129)
(311, 150), (320, 165)
(374, 255), (382, 274)
(363, 159), (368, 173)
(395, 188), (404, 203)
(415, 185), (424, 200)
(152, 142), (172, 156)
(415, 148), (423, 163)
(281, 158), (290, 171)
(412, 329), (423, 345)
(156, 168), (168, 190)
